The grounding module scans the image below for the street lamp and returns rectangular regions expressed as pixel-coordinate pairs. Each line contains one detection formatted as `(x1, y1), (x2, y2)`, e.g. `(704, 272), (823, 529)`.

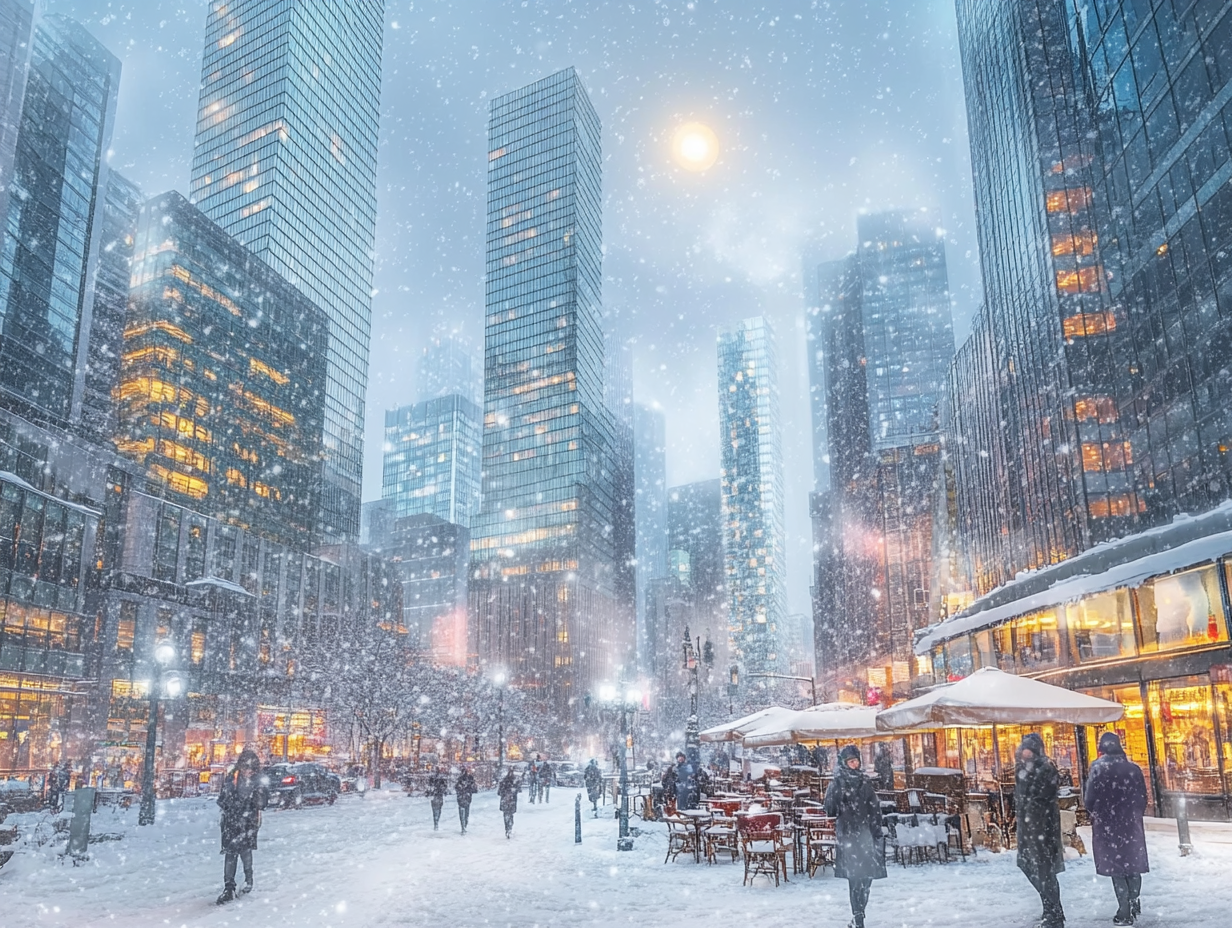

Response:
(138, 639), (181, 826)
(727, 664), (740, 714)
(599, 679), (641, 852)
(681, 626), (705, 757)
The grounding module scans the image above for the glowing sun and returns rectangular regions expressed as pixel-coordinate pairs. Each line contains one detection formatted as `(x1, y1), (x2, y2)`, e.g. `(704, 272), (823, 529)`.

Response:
(671, 121), (719, 172)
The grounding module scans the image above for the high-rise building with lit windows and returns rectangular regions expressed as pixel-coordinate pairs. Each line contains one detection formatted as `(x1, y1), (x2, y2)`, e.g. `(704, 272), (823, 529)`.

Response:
(717, 316), (786, 676)
(382, 394), (482, 529)
(115, 191), (328, 548)
(189, 1), (383, 542)
(468, 68), (632, 708)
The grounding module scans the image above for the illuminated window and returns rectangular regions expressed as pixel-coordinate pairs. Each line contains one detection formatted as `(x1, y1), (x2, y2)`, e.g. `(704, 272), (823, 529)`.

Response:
(1056, 265), (1105, 294)
(1081, 441), (1133, 472)
(1074, 396), (1117, 423)
(1051, 231), (1097, 255)
(191, 626), (206, 664)
(1045, 187), (1092, 212)
(1061, 311), (1116, 337)
(1088, 494), (1137, 518)
(116, 603), (136, 652)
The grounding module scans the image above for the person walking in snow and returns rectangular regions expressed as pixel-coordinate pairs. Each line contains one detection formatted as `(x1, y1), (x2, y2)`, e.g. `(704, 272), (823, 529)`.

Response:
(873, 742), (894, 790)
(539, 760), (553, 803)
(455, 766), (477, 834)
(1015, 733), (1066, 928)
(673, 751), (697, 811)
(1085, 732), (1148, 925)
(584, 758), (603, 817)
(526, 757), (539, 804)
(216, 748), (265, 904)
(823, 745), (886, 928)
(498, 768), (520, 837)
(427, 765), (448, 830)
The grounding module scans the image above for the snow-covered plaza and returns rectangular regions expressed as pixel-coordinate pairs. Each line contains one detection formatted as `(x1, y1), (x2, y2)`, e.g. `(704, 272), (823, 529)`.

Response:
(1, 786), (1229, 927)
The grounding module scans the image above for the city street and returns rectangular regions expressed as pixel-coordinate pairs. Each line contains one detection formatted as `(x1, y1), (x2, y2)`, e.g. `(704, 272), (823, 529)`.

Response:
(1, 785), (1229, 927)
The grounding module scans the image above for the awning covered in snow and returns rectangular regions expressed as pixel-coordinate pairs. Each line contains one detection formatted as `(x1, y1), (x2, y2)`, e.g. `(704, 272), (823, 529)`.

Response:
(699, 707), (793, 742)
(875, 667), (1124, 729)
(740, 702), (881, 747)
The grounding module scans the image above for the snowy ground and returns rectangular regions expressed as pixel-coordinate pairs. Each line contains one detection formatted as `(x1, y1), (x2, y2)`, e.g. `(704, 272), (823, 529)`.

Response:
(1, 786), (1229, 927)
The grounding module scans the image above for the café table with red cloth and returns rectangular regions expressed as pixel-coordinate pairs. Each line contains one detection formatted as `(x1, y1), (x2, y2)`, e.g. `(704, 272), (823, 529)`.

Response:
(708, 797), (743, 817)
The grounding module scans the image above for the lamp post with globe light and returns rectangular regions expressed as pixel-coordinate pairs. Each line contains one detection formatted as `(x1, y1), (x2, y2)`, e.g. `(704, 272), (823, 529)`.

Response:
(598, 679), (641, 852)
(138, 639), (182, 826)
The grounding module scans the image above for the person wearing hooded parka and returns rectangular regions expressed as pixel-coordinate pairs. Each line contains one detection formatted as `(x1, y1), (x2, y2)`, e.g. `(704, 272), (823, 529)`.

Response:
(1084, 732), (1149, 925)
(823, 744), (886, 928)
(1015, 732), (1066, 928)
(216, 748), (266, 904)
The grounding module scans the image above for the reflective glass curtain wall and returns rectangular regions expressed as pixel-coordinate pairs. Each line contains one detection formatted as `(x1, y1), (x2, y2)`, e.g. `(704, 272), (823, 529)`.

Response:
(381, 394), (482, 529)
(190, 1), (383, 541)
(469, 69), (630, 707)
(0, 13), (119, 426)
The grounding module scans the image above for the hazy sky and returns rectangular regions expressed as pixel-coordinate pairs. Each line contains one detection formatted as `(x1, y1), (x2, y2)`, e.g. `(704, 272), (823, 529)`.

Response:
(52, 0), (980, 617)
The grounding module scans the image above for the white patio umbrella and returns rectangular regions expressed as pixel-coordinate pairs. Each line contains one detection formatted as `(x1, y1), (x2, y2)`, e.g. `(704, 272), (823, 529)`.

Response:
(741, 703), (881, 747)
(699, 706), (794, 743)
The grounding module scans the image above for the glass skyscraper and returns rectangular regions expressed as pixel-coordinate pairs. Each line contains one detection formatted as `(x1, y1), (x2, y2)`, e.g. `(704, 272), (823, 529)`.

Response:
(189, 1), (383, 541)
(116, 192), (328, 548)
(717, 317), (786, 675)
(417, 332), (481, 406)
(381, 394), (482, 529)
(633, 403), (667, 666)
(468, 69), (631, 707)
(0, 13), (119, 426)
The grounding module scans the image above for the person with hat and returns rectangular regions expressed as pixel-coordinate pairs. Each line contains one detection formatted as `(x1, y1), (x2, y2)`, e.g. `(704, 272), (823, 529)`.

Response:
(1085, 732), (1149, 925)
(1015, 732), (1066, 928)
(216, 748), (265, 904)
(823, 745), (886, 928)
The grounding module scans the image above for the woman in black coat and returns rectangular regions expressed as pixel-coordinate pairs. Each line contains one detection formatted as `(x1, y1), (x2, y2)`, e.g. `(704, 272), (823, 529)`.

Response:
(454, 766), (477, 834)
(498, 768), (520, 838)
(823, 745), (886, 928)
(1014, 733), (1066, 928)
(216, 749), (265, 904)
(427, 766), (448, 830)
(1084, 732), (1148, 925)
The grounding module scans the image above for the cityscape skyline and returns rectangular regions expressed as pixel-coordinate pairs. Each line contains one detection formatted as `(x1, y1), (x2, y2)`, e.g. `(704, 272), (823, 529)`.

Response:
(73, 0), (983, 620)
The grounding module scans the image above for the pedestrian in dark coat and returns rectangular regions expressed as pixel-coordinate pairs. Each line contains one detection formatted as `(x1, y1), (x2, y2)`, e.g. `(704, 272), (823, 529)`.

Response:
(873, 743), (895, 790)
(823, 745), (886, 928)
(673, 751), (697, 811)
(1084, 732), (1148, 925)
(427, 766), (448, 830)
(584, 759), (603, 816)
(539, 761), (553, 803)
(527, 756), (539, 804)
(216, 749), (265, 904)
(1015, 733), (1066, 928)
(454, 767), (477, 834)
(498, 769), (520, 837)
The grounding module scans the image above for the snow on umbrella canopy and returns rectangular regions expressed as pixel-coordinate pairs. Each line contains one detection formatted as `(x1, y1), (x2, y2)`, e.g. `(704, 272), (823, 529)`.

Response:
(741, 703), (882, 748)
(873, 666), (1125, 730)
(699, 706), (794, 742)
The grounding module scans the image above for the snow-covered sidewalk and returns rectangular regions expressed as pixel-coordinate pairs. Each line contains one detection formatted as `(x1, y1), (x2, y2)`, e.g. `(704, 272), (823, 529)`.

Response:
(1, 786), (1229, 926)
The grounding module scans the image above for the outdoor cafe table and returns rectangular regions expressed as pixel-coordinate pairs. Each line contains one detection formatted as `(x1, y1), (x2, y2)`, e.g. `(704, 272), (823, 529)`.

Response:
(678, 808), (713, 863)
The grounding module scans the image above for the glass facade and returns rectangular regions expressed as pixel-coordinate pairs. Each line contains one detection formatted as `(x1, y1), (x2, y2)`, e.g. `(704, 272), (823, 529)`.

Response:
(468, 69), (631, 707)
(633, 403), (668, 665)
(718, 316), (786, 675)
(0, 13), (119, 425)
(381, 394), (482, 529)
(417, 332), (481, 406)
(115, 191), (328, 548)
(189, 0), (383, 541)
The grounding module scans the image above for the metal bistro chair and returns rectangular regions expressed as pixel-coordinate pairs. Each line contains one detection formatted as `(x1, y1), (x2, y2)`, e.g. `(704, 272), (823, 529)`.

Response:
(738, 812), (787, 886)
(665, 814), (700, 864)
(704, 814), (740, 864)
(803, 813), (837, 877)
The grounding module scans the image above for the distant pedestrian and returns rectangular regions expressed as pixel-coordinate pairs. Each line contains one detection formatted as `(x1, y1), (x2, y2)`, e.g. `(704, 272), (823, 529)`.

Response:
(823, 745), (886, 928)
(1085, 732), (1148, 925)
(455, 766), (477, 834)
(427, 766), (448, 830)
(673, 751), (697, 811)
(216, 749), (265, 904)
(1015, 733), (1066, 928)
(873, 743), (894, 790)
(498, 768), (520, 838)
(540, 760), (553, 803)
(659, 760), (678, 816)
(47, 762), (70, 813)
(527, 757), (539, 804)
(584, 759), (603, 817)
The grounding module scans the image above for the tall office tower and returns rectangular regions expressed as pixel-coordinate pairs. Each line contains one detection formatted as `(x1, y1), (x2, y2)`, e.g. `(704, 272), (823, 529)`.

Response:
(189, 1), (383, 541)
(81, 171), (142, 443)
(0, 13), (119, 426)
(115, 192), (328, 548)
(0, 0), (33, 231)
(381, 394), (482, 528)
(417, 331), (480, 405)
(951, 0), (1136, 596)
(717, 317), (786, 676)
(468, 69), (632, 708)
(633, 403), (668, 665)
(1066, 1), (1232, 524)
(813, 212), (955, 700)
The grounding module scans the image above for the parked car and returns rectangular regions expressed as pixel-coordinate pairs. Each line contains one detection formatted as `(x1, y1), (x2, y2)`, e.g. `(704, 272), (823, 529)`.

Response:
(260, 762), (339, 809)
(554, 762), (583, 788)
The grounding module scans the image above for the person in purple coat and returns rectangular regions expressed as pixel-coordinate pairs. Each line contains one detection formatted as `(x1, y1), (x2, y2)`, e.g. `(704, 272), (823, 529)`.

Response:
(1084, 732), (1149, 925)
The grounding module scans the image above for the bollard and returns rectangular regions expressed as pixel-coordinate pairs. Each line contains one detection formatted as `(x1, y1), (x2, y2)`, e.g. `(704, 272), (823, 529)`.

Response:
(575, 793), (582, 844)
(1176, 795), (1193, 856)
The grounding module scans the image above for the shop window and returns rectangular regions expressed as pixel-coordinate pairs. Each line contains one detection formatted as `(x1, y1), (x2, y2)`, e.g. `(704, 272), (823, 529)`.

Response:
(1214, 683), (1232, 800)
(993, 622), (1017, 672)
(1012, 609), (1064, 671)
(971, 629), (996, 670)
(1136, 565), (1228, 653)
(1066, 588), (1136, 662)
(1046, 187), (1093, 212)
(1148, 677), (1222, 796)
(1062, 311), (1117, 337)
(944, 636), (974, 681)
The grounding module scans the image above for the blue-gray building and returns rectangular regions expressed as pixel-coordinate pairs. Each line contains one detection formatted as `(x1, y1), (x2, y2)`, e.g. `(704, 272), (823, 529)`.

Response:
(417, 332), (481, 406)
(468, 69), (632, 708)
(189, 0), (383, 542)
(717, 316), (786, 676)
(634, 403), (668, 667)
(0, 12), (119, 427)
(381, 394), (482, 529)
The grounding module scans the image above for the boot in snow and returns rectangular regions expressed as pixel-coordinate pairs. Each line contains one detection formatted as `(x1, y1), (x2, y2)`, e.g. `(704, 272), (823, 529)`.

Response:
(238, 880), (253, 897)
(216, 884), (236, 905)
